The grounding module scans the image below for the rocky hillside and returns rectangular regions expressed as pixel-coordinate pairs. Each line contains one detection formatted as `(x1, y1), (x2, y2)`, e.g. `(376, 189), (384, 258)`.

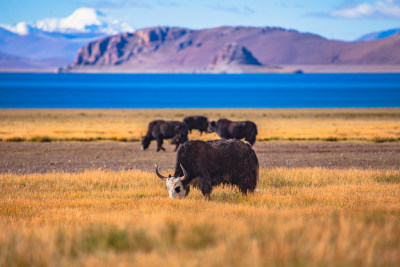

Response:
(209, 43), (262, 66)
(205, 43), (284, 73)
(63, 26), (400, 73)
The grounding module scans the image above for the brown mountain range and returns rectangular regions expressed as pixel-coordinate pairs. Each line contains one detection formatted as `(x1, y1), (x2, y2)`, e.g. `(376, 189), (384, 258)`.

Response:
(63, 26), (400, 73)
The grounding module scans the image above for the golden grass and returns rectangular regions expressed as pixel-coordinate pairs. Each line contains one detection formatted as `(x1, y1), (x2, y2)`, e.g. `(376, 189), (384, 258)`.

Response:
(1, 168), (399, 266)
(1, 108), (400, 142)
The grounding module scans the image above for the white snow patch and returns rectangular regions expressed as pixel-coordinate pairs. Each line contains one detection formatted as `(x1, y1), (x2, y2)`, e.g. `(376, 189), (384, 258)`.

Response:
(1, 7), (135, 35)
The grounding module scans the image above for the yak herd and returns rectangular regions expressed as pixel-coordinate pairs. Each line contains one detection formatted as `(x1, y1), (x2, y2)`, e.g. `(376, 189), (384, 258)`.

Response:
(142, 116), (260, 199)
(141, 116), (258, 152)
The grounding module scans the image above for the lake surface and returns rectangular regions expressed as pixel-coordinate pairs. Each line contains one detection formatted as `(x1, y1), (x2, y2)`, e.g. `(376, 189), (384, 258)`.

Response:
(1, 73), (400, 108)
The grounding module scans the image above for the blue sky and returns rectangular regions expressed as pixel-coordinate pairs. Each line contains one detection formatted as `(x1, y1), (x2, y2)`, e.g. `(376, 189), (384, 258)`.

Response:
(1, 0), (400, 40)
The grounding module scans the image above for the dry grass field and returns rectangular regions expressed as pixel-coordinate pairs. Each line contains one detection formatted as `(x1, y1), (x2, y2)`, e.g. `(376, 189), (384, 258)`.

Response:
(1, 108), (400, 142)
(0, 169), (399, 266)
(1, 108), (400, 266)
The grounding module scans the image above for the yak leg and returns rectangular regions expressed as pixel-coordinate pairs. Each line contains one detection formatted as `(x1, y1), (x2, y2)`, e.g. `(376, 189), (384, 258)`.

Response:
(156, 137), (165, 152)
(171, 135), (180, 152)
(174, 143), (179, 152)
(198, 173), (213, 197)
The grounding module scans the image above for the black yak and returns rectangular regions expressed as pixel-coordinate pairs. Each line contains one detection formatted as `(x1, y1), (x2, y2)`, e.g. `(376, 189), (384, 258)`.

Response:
(208, 118), (258, 145)
(183, 116), (209, 135)
(155, 139), (259, 199)
(142, 120), (188, 152)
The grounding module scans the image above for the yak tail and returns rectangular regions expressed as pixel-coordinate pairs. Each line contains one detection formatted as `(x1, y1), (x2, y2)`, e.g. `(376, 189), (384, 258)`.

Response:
(252, 146), (260, 185)
(256, 161), (259, 183)
(246, 147), (259, 193)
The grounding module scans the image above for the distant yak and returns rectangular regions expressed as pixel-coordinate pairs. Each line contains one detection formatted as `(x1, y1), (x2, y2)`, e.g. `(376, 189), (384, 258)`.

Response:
(208, 118), (258, 145)
(155, 139), (259, 199)
(142, 120), (188, 152)
(183, 116), (209, 135)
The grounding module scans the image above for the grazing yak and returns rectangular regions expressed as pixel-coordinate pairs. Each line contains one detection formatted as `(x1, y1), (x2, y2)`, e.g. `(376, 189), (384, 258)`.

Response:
(155, 139), (259, 199)
(142, 120), (188, 152)
(208, 118), (258, 146)
(183, 116), (209, 135)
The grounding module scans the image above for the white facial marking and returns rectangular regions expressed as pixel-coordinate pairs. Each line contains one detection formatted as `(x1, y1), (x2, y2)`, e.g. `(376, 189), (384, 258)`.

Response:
(165, 177), (186, 199)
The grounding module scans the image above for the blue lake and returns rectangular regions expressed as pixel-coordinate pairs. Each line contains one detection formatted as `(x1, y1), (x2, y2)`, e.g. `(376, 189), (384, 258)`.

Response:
(0, 73), (400, 108)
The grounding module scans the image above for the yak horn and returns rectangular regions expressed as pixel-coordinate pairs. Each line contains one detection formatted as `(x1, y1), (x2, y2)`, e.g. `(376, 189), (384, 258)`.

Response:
(179, 164), (188, 181)
(155, 165), (168, 180)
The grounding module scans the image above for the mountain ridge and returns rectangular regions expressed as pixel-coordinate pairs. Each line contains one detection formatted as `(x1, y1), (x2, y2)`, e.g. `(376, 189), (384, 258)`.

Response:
(63, 26), (400, 73)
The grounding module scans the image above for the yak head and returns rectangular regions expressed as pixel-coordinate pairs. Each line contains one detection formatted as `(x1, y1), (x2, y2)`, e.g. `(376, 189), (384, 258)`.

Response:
(141, 136), (151, 150)
(155, 164), (190, 199)
(208, 121), (217, 133)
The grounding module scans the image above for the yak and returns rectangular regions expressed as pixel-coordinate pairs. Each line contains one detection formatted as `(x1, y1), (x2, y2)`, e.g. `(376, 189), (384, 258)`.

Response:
(155, 139), (259, 199)
(183, 116), (209, 135)
(141, 120), (188, 152)
(208, 118), (258, 146)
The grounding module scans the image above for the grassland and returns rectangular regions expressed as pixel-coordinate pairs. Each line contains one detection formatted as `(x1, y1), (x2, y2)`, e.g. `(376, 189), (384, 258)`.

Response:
(1, 108), (399, 266)
(1, 108), (400, 142)
(1, 168), (399, 266)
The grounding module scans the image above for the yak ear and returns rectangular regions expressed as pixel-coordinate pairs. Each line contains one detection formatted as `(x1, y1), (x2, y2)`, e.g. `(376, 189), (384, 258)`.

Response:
(210, 121), (216, 126)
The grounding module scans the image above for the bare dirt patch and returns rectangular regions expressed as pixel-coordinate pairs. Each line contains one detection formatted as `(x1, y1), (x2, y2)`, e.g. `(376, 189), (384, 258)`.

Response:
(1, 141), (399, 174)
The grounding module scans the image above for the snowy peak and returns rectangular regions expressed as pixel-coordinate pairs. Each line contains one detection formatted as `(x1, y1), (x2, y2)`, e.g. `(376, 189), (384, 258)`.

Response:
(0, 7), (134, 35)
(55, 7), (133, 34)
(64, 8), (106, 28)
(1, 22), (34, 35)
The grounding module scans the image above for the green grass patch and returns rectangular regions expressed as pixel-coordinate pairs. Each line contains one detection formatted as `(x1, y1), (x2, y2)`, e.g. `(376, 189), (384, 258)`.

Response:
(370, 137), (398, 143)
(374, 173), (400, 183)
(321, 137), (339, 142)
(5, 137), (26, 142)
(29, 136), (52, 142)
(182, 224), (216, 250)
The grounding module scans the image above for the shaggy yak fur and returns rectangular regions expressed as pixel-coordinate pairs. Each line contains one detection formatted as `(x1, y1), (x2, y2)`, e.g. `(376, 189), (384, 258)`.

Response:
(183, 116), (209, 135)
(156, 139), (259, 197)
(142, 120), (188, 152)
(208, 118), (258, 145)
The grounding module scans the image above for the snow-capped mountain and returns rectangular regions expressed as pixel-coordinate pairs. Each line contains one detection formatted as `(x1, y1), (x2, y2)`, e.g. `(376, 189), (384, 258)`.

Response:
(0, 8), (134, 69)
(0, 7), (134, 35)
